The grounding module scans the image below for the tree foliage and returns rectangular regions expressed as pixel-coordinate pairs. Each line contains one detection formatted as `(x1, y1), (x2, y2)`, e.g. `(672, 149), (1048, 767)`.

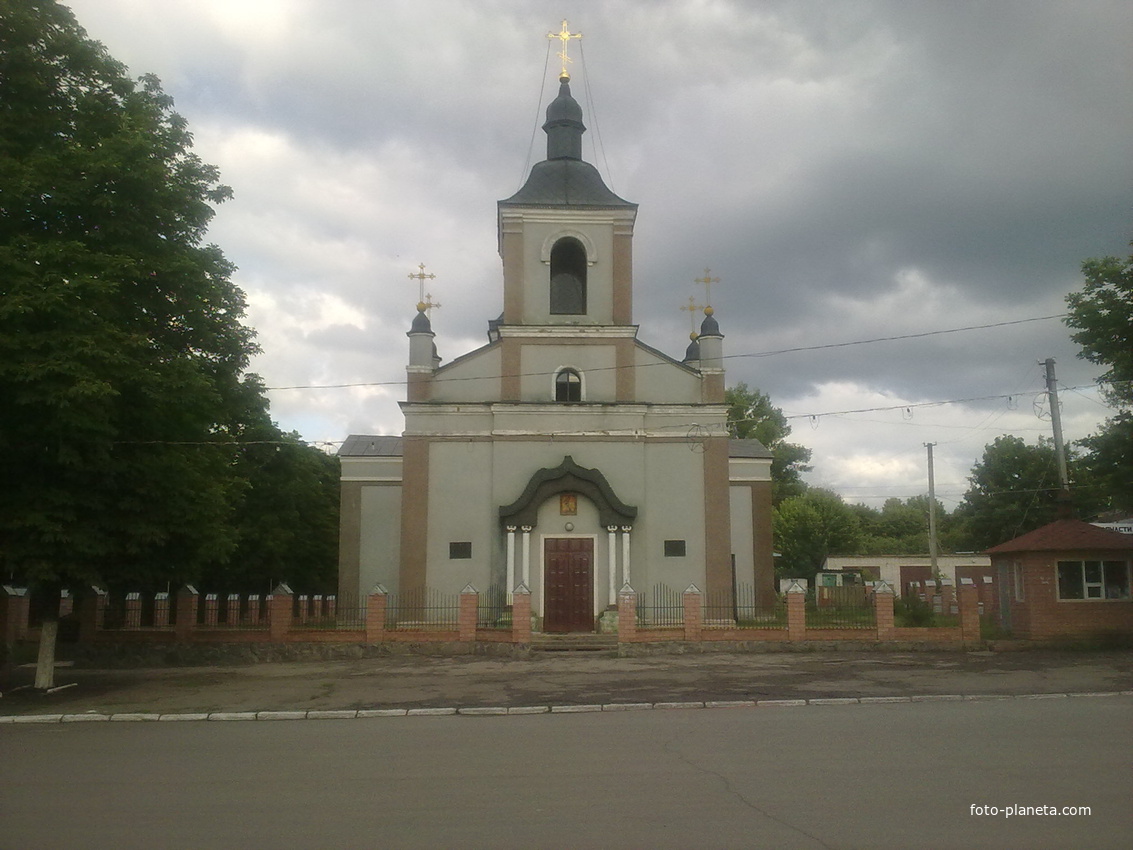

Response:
(772, 488), (862, 579)
(0, 1), (338, 606)
(725, 383), (812, 503)
(1065, 248), (1133, 513)
(951, 435), (1100, 551)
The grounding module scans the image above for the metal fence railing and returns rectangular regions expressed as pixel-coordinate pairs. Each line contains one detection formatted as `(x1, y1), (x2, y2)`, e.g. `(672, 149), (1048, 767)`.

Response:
(806, 587), (875, 629)
(385, 587), (460, 630)
(477, 584), (511, 629)
(635, 583), (683, 628)
(293, 594), (367, 630)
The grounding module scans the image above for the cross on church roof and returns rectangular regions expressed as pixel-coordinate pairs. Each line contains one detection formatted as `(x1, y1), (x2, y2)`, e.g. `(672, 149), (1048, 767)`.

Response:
(680, 295), (704, 339)
(419, 292), (442, 317)
(693, 267), (721, 311)
(547, 20), (582, 81)
(408, 262), (436, 304)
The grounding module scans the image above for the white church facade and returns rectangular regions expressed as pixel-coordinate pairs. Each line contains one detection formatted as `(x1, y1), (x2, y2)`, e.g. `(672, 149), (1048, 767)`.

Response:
(337, 67), (775, 632)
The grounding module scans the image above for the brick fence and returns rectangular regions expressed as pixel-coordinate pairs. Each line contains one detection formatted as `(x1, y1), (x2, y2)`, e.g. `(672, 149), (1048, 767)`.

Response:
(3, 582), (982, 649)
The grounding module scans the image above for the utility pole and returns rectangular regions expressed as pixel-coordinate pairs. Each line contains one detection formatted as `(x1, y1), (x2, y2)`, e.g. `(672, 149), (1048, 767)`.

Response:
(1042, 358), (1070, 492)
(925, 442), (940, 579)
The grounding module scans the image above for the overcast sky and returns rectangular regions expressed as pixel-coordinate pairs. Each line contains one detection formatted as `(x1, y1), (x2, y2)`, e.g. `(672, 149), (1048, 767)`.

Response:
(64, 0), (1131, 509)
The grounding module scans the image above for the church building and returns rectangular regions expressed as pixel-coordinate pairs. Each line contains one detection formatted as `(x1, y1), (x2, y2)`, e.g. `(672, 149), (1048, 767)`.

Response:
(337, 59), (775, 632)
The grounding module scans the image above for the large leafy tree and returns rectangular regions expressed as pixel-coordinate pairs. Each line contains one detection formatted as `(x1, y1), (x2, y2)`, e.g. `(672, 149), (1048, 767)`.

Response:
(772, 488), (862, 580)
(726, 383), (812, 503)
(952, 435), (1101, 551)
(0, 1), (310, 683)
(1065, 248), (1133, 513)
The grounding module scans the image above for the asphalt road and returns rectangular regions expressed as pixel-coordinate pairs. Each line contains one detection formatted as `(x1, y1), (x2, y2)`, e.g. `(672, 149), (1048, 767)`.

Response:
(2, 697), (1129, 849)
(3, 649), (1132, 715)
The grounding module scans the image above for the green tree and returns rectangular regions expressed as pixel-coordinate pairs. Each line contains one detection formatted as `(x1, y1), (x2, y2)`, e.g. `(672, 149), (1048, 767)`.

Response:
(952, 436), (1101, 551)
(772, 488), (862, 580)
(1065, 248), (1133, 513)
(726, 383), (812, 503)
(0, 1), (266, 684)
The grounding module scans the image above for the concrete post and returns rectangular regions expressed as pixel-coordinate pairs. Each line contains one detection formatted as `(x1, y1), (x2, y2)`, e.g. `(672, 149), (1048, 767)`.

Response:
(511, 584), (532, 644)
(959, 585), (981, 643)
(365, 585), (387, 643)
(617, 584), (637, 643)
(268, 583), (293, 642)
(175, 586), (198, 641)
(682, 585), (702, 642)
(459, 585), (479, 642)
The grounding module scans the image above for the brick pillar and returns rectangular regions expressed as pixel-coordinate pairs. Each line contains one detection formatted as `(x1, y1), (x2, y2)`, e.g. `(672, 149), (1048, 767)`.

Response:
(204, 593), (219, 626)
(365, 586), (387, 643)
(77, 591), (100, 643)
(125, 592), (142, 629)
(226, 594), (240, 625)
(683, 586), (703, 642)
(2, 586), (30, 645)
(175, 586), (198, 641)
(268, 583), (293, 642)
(458, 586), (478, 642)
(511, 587), (532, 644)
(959, 585), (981, 642)
(874, 586), (895, 640)
(153, 592), (170, 628)
(617, 586), (637, 643)
(247, 594), (261, 626)
(786, 583), (807, 641)
(940, 581), (956, 616)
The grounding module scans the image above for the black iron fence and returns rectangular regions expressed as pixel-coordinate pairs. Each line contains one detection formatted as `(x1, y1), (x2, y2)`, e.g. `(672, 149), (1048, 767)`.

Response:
(385, 587), (460, 630)
(477, 584), (511, 629)
(806, 587), (875, 629)
(635, 583), (683, 628)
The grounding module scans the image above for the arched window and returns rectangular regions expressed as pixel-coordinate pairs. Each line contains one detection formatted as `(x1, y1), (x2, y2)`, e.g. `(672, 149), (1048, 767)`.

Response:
(549, 237), (587, 315)
(555, 368), (582, 402)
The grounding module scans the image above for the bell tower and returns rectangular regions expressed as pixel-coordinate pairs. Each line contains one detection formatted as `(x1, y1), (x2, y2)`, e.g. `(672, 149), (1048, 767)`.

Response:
(497, 65), (637, 329)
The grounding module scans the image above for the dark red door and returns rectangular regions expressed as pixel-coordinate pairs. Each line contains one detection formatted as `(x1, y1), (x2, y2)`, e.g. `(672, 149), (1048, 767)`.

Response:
(544, 538), (594, 633)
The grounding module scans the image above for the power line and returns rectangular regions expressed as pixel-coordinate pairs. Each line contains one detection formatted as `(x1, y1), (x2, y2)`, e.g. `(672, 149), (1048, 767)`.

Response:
(265, 312), (1069, 391)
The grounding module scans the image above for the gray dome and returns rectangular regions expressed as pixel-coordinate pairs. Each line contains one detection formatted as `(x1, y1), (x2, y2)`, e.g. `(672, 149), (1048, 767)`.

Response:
(410, 309), (432, 334)
(699, 313), (721, 337)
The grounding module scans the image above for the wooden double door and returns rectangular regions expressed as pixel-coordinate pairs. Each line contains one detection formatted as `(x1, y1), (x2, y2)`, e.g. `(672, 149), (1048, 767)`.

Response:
(544, 537), (594, 633)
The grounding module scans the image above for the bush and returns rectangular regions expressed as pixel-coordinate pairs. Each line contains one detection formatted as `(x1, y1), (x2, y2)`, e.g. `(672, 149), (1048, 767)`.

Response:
(894, 594), (935, 627)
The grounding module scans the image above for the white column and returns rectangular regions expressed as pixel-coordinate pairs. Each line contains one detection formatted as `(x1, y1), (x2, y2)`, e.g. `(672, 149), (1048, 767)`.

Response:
(621, 526), (632, 589)
(607, 525), (618, 606)
(521, 526), (533, 589)
(505, 526), (517, 599)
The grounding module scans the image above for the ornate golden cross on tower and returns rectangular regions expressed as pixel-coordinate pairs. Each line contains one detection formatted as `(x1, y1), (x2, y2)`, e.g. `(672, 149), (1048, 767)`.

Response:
(693, 267), (721, 310)
(408, 262), (436, 309)
(420, 292), (442, 317)
(680, 295), (705, 338)
(547, 20), (582, 81)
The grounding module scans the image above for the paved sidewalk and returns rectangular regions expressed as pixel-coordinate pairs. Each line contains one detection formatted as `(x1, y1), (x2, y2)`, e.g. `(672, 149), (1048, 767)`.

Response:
(3, 648), (1131, 718)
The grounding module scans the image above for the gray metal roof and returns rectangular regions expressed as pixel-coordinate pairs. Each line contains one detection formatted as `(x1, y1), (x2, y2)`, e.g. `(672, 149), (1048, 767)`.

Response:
(338, 435), (403, 457)
(499, 159), (636, 209)
(728, 439), (773, 459)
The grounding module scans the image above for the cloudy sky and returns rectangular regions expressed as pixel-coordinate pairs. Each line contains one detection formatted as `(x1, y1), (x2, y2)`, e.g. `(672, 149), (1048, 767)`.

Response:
(64, 0), (1131, 509)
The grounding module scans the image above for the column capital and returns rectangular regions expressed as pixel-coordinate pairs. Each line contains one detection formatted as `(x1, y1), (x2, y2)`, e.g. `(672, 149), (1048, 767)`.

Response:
(521, 525), (533, 533)
(606, 525), (618, 533)
(506, 525), (518, 533)
(620, 525), (633, 533)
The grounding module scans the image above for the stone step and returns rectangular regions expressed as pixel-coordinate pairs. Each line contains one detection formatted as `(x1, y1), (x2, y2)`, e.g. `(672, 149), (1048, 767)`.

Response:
(530, 634), (619, 652)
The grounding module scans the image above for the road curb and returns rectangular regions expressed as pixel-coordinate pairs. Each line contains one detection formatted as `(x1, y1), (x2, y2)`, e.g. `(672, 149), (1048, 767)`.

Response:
(3, 691), (1129, 724)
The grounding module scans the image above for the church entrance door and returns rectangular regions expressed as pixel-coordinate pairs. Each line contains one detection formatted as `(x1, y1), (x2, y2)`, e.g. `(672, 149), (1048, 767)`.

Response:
(544, 538), (594, 633)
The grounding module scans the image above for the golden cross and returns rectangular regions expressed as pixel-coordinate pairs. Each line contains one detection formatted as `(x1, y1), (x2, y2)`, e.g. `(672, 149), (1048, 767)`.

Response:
(408, 262), (436, 303)
(419, 292), (442, 317)
(693, 267), (721, 309)
(680, 295), (704, 338)
(547, 20), (582, 81)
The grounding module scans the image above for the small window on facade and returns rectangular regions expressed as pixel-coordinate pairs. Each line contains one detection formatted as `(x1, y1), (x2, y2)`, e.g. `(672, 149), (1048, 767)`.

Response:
(555, 369), (582, 402)
(549, 237), (587, 314)
(449, 542), (472, 559)
(664, 540), (686, 557)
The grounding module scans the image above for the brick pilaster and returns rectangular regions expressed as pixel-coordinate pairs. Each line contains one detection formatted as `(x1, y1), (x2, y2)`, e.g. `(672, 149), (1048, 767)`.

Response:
(511, 589), (532, 643)
(175, 586), (198, 641)
(959, 585), (981, 642)
(787, 588), (807, 641)
(458, 587), (478, 642)
(268, 583), (292, 642)
(683, 588), (702, 641)
(874, 589), (895, 640)
(153, 592), (170, 628)
(365, 588), (387, 643)
(618, 589), (637, 642)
